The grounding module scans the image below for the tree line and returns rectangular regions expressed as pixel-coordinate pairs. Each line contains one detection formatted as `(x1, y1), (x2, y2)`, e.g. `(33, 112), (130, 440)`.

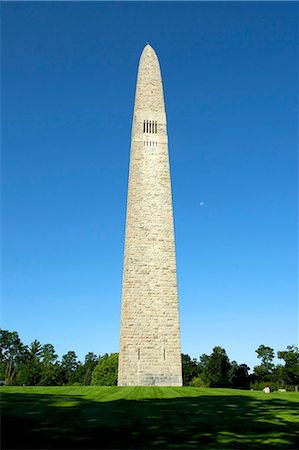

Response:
(182, 345), (298, 391)
(0, 329), (298, 390)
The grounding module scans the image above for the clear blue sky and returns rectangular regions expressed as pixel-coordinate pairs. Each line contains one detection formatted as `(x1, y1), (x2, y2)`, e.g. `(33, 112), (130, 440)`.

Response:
(2, 2), (298, 371)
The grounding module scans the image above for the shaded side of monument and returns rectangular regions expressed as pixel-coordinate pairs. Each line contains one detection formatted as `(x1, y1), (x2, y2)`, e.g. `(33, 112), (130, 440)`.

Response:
(118, 44), (182, 386)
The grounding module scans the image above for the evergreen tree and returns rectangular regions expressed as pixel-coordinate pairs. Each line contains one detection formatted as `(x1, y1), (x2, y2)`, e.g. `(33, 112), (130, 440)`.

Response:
(207, 346), (231, 387)
(253, 345), (275, 381)
(181, 354), (198, 385)
(83, 352), (99, 385)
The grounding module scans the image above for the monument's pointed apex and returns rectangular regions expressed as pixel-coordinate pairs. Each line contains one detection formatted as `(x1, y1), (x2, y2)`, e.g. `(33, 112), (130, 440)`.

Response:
(143, 42), (154, 50)
(140, 43), (158, 60)
(134, 44), (164, 114)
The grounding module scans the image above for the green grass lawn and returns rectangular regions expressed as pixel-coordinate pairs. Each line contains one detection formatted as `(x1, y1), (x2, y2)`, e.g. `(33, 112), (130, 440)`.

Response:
(1, 386), (298, 449)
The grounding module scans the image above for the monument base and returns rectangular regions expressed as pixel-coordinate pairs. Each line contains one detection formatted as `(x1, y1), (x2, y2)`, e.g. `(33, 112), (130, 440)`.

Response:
(118, 374), (182, 387)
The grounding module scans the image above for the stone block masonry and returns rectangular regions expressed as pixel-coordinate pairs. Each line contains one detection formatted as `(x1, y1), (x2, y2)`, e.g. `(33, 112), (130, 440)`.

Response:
(118, 44), (182, 386)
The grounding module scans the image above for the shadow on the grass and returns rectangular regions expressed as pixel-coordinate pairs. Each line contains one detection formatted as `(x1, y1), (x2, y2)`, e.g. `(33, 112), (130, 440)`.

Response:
(1, 391), (298, 449)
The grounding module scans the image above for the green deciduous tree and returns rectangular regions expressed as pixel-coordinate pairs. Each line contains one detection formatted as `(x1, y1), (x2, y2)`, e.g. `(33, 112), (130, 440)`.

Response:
(61, 351), (78, 372)
(277, 345), (299, 389)
(39, 363), (66, 386)
(228, 361), (250, 389)
(0, 329), (28, 385)
(15, 359), (42, 386)
(189, 375), (210, 387)
(61, 351), (79, 384)
(85, 352), (98, 366)
(91, 353), (118, 386)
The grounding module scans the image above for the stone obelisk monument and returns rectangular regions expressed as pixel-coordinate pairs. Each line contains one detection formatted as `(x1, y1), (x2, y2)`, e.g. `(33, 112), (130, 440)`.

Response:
(118, 44), (182, 386)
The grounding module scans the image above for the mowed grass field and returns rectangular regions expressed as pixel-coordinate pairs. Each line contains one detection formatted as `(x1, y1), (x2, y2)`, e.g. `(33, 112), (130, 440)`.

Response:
(1, 386), (298, 449)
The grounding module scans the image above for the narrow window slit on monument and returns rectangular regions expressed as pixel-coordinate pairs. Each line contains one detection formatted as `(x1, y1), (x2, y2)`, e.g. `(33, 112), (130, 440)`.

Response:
(163, 349), (166, 360)
(143, 121), (145, 133)
(155, 121), (157, 133)
(138, 349), (140, 360)
(146, 120), (148, 133)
